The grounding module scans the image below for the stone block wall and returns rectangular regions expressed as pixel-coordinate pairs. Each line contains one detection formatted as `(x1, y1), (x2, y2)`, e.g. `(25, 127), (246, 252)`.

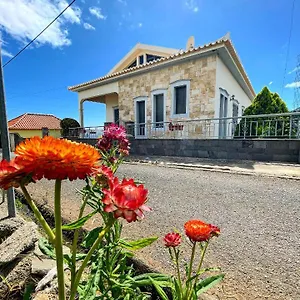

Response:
(129, 139), (300, 163)
(118, 55), (217, 123)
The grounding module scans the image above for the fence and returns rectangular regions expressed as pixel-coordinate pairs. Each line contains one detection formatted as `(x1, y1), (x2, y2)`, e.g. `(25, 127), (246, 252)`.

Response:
(68, 112), (300, 140)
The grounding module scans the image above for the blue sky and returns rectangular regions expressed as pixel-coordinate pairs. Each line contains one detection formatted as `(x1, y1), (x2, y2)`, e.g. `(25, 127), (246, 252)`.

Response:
(0, 0), (299, 126)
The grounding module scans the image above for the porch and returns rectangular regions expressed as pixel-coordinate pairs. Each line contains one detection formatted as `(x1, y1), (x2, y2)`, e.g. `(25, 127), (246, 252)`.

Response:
(77, 81), (119, 127)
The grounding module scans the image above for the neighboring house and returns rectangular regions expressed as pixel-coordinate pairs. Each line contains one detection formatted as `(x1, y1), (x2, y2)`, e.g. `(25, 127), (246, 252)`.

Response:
(68, 33), (255, 138)
(8, 113), (61, 138)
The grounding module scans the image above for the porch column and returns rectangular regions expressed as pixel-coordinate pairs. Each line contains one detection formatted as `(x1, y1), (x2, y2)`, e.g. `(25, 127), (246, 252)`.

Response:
(79, 99), (84, 127)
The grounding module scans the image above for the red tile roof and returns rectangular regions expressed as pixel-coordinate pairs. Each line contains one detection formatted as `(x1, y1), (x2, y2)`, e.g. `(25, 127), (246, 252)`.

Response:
(8, 113), (61, 130)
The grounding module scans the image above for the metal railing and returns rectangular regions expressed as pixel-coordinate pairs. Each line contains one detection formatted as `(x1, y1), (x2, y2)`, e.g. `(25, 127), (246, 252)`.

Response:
(68, 126), (105, 139)
(68, 112), (300, 140)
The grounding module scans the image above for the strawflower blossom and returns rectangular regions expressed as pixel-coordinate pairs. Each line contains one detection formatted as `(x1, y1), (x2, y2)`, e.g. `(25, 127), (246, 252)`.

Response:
(102, 177), (151, 222)
(15, 136), (101, 181)
(164, 232), (182, 247)
(92, 165), (114, 186)
(0, 159), (35, 190)
(184, 220), (220, 242)
(96, 124), (130, 155)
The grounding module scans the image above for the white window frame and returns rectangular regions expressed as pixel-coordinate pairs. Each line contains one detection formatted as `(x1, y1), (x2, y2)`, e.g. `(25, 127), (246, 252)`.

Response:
(151, 89), (167, 130)
(171, 80), (190, 118)
(134, 96), (147, 138)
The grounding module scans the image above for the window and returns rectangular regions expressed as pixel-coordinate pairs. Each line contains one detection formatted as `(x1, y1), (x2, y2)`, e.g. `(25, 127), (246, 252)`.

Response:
(151, 89), (166, 128)
(175, 86), (187, 114)
(146, 54), (161, 62)
(134, 97), (147, 137)
(171, 80), (190, 117)
(127, 59), (137, 69)
(139, 55), (144, 65)
(113, 107), (119, 125)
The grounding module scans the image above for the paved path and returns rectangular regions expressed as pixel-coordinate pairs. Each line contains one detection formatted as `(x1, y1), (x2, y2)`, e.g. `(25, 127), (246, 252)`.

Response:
(26, 163), (300, 300)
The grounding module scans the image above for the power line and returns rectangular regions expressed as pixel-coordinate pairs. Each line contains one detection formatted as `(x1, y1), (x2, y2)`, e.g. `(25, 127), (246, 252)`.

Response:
(281, 0), (296, 97)
(3, 0), (76, 68)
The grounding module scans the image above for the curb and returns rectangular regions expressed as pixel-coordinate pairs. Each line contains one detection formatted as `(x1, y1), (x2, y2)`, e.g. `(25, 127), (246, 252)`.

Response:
(124, 159), (300, 181)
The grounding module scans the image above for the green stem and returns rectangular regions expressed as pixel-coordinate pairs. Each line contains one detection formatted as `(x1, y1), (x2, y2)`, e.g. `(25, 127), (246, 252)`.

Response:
(70, 193), (89, 295)
(174, 247), (183, 296)
(69, 218), (116, 300)
(196, 241), (209, 277)
(20, 184), (55, 245)
(185, 242), (197, 300)
(54, 179), (66, 300)
(187, 241), (209, 300)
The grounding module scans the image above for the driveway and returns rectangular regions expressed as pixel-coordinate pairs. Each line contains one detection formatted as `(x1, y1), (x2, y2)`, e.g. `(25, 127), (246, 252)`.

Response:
(26, 163), (300, 300)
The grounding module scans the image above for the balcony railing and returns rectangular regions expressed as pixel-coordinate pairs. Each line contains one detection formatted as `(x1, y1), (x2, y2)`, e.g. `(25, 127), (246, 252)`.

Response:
(68, 112), (300, 140)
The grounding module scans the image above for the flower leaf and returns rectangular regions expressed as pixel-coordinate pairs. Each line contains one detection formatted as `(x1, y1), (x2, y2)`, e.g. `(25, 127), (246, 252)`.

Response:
(149, 277), (170, 300)
(119, 237), (158, 251)
(38, 237), (56, 259)
(62, 211), (96, 230)
(195, 274), (225, 295)
(81, 227), (103, 248)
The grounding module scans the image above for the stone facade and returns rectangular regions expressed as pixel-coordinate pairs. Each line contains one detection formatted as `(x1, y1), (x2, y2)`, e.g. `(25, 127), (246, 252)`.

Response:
(118, 55), (217, 124)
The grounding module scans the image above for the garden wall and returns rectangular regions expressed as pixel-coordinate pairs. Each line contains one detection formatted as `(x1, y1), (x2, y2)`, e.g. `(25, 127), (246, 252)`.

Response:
(69, 138), (300, 163)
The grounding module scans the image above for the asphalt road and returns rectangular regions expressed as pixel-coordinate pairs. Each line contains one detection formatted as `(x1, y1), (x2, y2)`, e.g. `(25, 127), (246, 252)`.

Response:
(117, 164), (300, 300)
(26, 163), (300, 299)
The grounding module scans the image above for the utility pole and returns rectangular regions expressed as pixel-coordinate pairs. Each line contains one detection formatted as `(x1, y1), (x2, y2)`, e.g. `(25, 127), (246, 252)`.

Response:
(0, 44), (16, 217)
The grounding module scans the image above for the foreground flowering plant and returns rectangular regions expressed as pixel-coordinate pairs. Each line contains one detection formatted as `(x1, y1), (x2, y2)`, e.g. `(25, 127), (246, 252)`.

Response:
(0, 124), (224, 299)
(158, 220), (224, 300)
(0, 133), (151, 300)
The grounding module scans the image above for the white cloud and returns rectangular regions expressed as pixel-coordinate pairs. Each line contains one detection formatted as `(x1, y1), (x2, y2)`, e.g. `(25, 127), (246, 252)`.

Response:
(83, 23), (95, 30)
(89, 7), (107, 20)
(285, 81), (300, 88)
(185, 0), (199, 12)
(288, 66), (300, 74)
(269, 81), (273, 85)
(117, 0), (127, 5)
(138, 23), (143, 28)
(0, 0), (82, 48)
(1, 48), (13, 58)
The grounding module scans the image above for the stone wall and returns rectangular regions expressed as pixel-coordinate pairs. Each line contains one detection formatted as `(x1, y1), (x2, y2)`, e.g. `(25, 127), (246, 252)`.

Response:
(118, 55), (217, 123)
(129, 139), (300, 163)
(69, 137), (300, 163)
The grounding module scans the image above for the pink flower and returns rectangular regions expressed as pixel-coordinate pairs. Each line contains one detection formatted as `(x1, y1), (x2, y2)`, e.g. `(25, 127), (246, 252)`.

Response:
(96, 124), (130, 156)
(163, 232), (181, 247)
(104, 124), (127, 141)
(92, 165), (114, 186)
(102, 177), (151, 222)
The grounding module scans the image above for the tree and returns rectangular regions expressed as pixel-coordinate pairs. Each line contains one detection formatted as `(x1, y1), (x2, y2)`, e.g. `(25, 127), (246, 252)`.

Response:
(60, 118), (80, 137)
(244, 86), (288, 116)
(235, 87), (291, 138)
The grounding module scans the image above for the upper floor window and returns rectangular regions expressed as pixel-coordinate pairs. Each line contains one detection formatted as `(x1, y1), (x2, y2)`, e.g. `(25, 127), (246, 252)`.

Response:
(127, 60), (137, 68)
(139, 55), (144, 65)
(146, 54), (161, 62)
(171, 80), (190, 117)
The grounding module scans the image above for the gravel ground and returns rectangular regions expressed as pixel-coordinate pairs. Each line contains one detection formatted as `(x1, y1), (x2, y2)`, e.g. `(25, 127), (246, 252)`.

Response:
(26, 164), (300, 300)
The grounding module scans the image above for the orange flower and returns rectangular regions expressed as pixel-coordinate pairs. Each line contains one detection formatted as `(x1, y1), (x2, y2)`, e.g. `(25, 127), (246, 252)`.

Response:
(0, 159), (35, 190)
(184, 220), (220, 242)
(15, 136), (101, 181)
